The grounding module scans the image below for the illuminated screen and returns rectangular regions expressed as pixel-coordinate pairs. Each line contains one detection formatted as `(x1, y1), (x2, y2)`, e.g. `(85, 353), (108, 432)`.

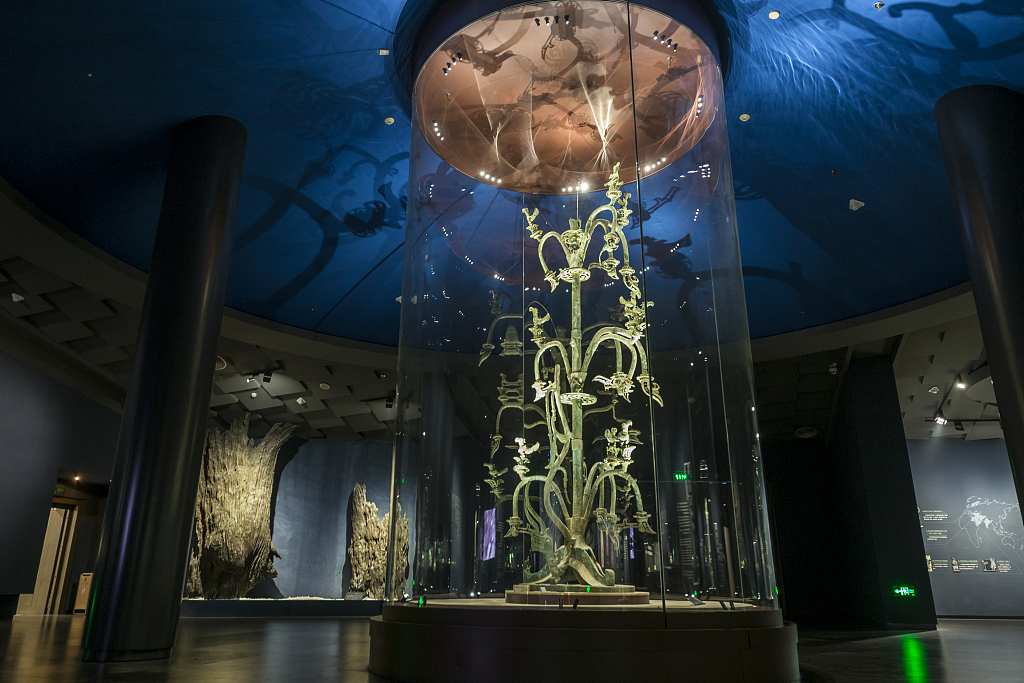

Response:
(481, 508), (496, 561)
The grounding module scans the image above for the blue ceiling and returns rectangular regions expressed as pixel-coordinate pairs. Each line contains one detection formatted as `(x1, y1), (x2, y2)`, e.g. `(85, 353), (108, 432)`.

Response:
(2, 0), (1021, 345)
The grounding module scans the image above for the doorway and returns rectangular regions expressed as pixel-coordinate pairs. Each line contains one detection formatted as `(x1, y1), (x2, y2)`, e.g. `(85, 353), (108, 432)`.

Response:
(17, 503), (77, 615)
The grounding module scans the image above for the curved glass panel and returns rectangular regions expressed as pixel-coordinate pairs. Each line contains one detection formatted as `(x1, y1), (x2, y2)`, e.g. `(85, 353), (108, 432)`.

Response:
(387, 0), (776, 614)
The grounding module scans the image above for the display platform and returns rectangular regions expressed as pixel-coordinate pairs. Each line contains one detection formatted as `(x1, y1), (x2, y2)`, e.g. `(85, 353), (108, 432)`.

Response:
(506, 583), (649, 605)
(369, 602), (799, 683)
(180, 598), (382, 618)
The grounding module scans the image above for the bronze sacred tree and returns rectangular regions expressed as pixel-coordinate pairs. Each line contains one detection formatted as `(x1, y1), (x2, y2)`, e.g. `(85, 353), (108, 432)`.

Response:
(483, 164), (662, 587)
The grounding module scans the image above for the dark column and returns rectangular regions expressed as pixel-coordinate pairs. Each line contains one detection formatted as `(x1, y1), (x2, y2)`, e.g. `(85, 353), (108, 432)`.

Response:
(934, 85), (1024, 516)
(82, 116), (247, 661)
(763, 357), (937, 629)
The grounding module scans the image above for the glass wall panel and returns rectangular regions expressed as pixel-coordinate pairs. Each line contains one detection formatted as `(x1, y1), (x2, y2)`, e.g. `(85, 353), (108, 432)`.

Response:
(387, 0), (775, 614)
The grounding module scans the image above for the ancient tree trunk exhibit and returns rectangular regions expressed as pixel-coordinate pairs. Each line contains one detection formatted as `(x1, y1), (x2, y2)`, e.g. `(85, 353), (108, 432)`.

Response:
(187, 414), (295, 599)
(348, 483), (409, 600)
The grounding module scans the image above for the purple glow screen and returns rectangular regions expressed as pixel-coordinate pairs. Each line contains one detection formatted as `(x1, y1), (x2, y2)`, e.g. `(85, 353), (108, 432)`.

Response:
(481, 508), (496, 561)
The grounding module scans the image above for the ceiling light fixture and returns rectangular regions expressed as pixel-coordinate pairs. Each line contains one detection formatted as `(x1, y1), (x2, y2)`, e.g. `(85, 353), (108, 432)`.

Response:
(768, 10), (780, 19)
(739, 113), (751, 122)
(11, 292), (25, 303)
(955, 378), (967, 389)
(384, 117), (395, 125)
(849, 198), (865, 210)
(320, 382), (331, 391)
(934, 411), (948, 425)
(378, 48), (389, 56)
(250, 391), (258, 399)
(928, 385), (940, 394)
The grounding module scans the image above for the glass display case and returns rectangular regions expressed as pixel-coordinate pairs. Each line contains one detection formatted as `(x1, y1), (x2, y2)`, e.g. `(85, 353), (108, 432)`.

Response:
(386, 0), (775, 615)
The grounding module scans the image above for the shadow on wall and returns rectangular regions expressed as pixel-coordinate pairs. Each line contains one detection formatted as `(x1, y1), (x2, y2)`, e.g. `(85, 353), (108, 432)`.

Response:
(247, 437), (393, 599)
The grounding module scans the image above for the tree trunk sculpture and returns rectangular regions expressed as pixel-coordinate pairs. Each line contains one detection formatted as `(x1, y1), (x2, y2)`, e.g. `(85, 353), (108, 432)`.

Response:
(187, 413), (295, 599)
(348, 483), (409, 600)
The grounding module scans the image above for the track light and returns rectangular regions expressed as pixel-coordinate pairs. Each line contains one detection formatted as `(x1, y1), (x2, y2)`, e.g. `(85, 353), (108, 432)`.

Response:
(955, 378), (967, 389)
(934, 411), (947, 426)
(263, 372), (273, 383)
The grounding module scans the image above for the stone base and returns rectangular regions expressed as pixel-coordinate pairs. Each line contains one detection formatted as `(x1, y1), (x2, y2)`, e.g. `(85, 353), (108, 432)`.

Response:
(369, 603), (800, 683)
(506, 583), (650, 605)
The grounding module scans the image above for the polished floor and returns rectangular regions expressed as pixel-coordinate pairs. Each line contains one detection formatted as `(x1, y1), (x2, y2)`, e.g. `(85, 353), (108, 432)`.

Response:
(1, 615), (1022, 682)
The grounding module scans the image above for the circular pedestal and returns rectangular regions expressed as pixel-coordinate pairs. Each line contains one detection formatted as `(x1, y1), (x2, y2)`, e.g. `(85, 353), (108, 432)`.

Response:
(369, 604), (800, 683)
(506, 583), (650, 605)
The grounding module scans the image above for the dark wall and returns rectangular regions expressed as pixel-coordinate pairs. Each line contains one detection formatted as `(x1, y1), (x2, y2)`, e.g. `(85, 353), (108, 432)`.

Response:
(0, 350), (121, 594)
(763, 356), (937, 628)
(248, 437), (393, 599)
(907, 437), (1024, 616)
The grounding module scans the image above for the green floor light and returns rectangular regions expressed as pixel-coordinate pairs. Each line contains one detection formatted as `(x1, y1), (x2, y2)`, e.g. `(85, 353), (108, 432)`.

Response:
(902, 636), (928, 683)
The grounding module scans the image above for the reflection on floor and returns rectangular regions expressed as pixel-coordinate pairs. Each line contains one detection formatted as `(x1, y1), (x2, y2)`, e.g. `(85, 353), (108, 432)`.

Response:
(1, 615), (1022, 682)
(796, 619), (1024, 682)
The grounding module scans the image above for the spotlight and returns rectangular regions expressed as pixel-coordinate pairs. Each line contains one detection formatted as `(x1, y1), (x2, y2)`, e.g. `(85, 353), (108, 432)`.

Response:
(250, 392), (258, 399)
(954, 420), (965, 431)
(74, 476), (80, 481)
(263, 372), (273, 383)
(955, 378), (967, 389)
(934, 412), (947, 426)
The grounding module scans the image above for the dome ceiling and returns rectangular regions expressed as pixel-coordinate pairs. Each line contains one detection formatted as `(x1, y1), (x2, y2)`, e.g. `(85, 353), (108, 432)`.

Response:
(1, 0), (1021, 345)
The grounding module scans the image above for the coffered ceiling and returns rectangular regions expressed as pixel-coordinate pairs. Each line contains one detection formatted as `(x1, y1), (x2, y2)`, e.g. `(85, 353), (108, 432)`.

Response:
(0, 253), (400, 441)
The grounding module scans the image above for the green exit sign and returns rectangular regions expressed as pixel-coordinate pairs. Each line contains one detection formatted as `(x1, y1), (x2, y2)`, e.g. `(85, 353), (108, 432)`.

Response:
(673, 472), (688, 481)
(893, 586), (916, 597)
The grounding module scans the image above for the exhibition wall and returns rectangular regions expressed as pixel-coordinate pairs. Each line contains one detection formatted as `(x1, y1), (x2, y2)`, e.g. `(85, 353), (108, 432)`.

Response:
(0, 349), (120, 595)
(247, 436), (393, 599)
(907, 438), (1024, 617)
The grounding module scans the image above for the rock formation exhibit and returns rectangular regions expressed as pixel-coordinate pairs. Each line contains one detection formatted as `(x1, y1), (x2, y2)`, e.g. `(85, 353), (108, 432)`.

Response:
(187, 413), (295, 599)
(348, 483), (409, 600)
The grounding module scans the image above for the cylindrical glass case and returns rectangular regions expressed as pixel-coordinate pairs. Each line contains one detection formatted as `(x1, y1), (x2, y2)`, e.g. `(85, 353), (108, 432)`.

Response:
(388, 0), (776, 613)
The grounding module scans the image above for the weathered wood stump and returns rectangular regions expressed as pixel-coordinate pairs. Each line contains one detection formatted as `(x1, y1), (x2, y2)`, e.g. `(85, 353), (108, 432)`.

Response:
(349, 483), (409, 600)
(187, 413), (295, 599)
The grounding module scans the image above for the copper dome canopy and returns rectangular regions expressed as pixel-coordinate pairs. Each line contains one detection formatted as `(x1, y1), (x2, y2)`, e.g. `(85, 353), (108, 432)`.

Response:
(415, 1), (718, 194)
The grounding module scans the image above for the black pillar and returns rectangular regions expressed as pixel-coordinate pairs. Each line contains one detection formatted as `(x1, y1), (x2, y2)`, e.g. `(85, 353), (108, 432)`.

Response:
(934, 85), (1024, 517)
(82, 116), (247, 661)
(764, 357), (936, 629)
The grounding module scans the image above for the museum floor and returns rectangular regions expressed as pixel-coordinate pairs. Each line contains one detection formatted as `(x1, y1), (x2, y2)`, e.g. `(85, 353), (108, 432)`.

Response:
(1, 615), (1023, 682)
